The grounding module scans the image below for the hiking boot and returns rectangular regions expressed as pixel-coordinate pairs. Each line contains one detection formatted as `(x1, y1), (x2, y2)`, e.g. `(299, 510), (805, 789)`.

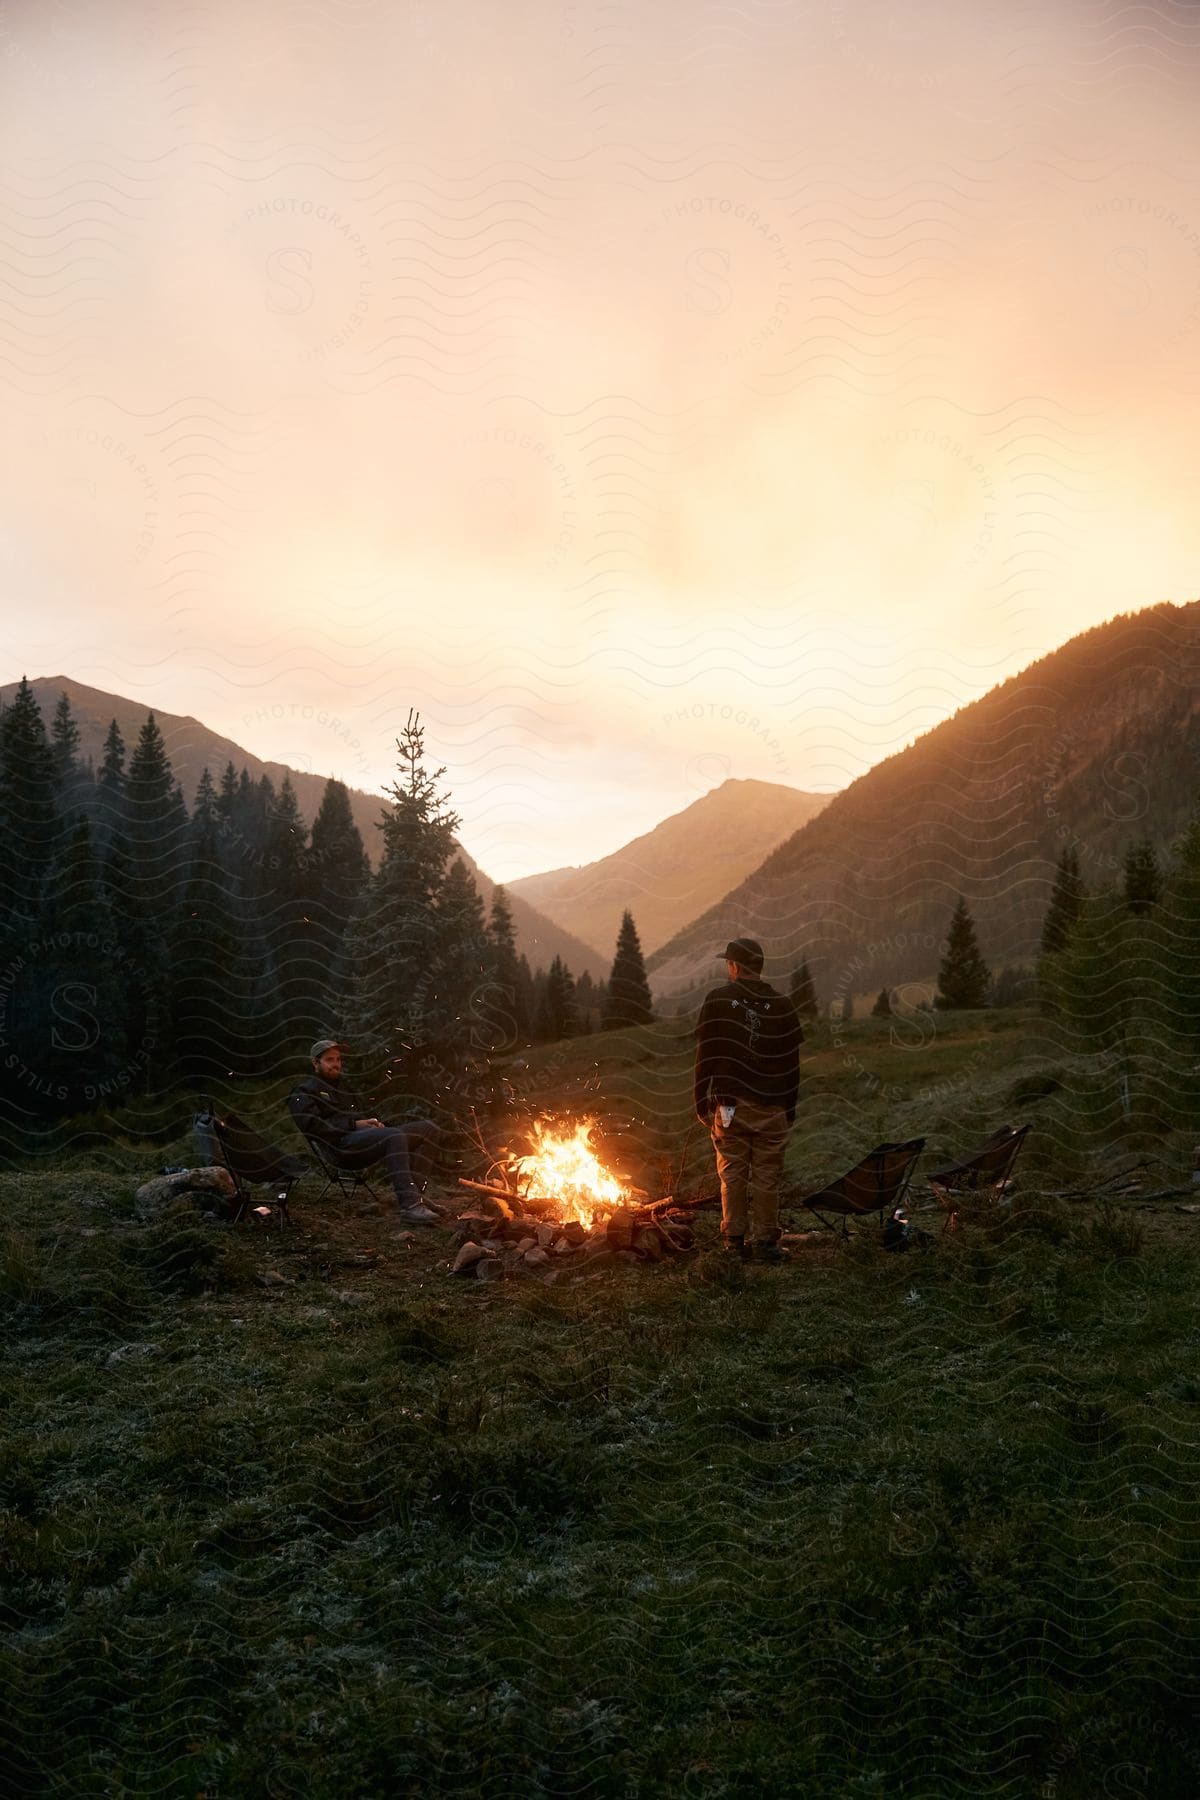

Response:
(396, 1201), (440, 1224)
(721, 1235), (751, 1260)
(751, 1241), (788, 1264)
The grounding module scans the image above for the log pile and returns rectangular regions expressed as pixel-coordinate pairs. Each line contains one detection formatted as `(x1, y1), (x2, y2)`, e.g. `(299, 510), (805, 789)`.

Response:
(449, 1180), (717, 1282)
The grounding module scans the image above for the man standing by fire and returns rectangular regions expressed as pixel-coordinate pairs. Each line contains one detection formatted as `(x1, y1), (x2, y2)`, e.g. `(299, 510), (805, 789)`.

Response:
(694, 938), (804, 1263)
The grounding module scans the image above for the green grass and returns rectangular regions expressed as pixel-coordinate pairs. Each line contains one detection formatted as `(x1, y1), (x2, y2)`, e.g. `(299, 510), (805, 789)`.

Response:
(3, 1013), (1200, 1796)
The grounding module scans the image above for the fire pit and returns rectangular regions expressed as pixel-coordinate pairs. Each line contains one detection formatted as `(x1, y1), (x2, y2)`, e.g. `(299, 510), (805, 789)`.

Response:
(453, 1116), (714, 1281)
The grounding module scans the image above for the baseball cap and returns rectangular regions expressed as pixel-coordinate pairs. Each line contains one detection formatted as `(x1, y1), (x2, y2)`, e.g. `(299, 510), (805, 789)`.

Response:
(723, 938), (764, 972)
(309, 1038), (346, 1061)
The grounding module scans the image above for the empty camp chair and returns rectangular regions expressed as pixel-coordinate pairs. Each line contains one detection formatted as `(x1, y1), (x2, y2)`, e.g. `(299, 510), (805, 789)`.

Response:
(200, 1103), (309, 1228)
(925, 1123), (1030, 1228)
(285, 1090), (387, 1206)
(796, 1138), (927, 1236)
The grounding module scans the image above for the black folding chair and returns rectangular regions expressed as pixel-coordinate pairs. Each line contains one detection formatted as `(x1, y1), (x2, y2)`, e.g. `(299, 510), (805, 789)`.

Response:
(794, 1138), (927, 1237)
(285, 1090), (387, 1206)
(200, 1104), (309, 1229)
(925, 1123), (1030, 1229)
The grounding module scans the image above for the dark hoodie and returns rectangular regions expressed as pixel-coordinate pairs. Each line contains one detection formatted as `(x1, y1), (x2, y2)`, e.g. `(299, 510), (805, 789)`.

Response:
(290, 1074), (372, 1145)
(693, 977), (803, 1120)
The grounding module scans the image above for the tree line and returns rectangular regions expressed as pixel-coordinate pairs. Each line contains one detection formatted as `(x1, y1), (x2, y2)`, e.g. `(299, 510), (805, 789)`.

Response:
(0, 684), (656, 1135)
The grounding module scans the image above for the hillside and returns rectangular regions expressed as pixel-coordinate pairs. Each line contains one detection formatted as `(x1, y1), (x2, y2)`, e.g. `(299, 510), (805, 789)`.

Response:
(1, 676), (607, 981)
(648, 599), (1200, 1002)
(509, 778), (829, 958)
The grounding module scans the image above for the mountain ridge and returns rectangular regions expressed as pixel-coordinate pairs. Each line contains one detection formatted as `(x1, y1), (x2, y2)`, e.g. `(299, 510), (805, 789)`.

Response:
(647, 599), (1200, 1001)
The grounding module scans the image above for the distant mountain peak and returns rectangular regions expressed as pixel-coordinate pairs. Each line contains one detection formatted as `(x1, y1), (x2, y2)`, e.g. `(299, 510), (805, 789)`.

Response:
(510, 778), (829, 959)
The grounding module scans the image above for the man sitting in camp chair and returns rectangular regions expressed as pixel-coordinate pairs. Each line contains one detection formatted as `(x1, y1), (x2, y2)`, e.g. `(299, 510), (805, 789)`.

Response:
(291, 1039), (444, 1225)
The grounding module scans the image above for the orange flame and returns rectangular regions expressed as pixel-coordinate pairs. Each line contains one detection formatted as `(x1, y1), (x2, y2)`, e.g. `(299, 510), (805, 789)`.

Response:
(509, 1118), (628, 1230)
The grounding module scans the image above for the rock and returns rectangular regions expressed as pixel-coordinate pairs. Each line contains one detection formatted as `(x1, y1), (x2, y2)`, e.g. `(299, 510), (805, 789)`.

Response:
(105, 1343), (159, 1367)
(393, 1230), (416, 1245)
(606, 1208), (636, 1252)
(524, 1246), (550, 1268)
(515, 1236), (537, 1253)
(553, 1237), (576, 1256)
(333, 1290), (368, 1308)
(298, 1306), (332, 1322)
(256, 1269), (296, 1288)
(452, 1241), (490, 1275)
(134, 1165), (236, 1215)
(562, 1221), (588, 1246)
(338, 1249), (379, 1267)
(635, 1227), (664, 1261)
(475, 1258), (503, 1283)
(535, 1224), (556, 1249)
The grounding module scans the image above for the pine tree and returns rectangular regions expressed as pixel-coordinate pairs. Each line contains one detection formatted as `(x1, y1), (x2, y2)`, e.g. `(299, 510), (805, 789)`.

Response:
(0, 677), (59, 919)
(1123, 837), (1161, 916)
(481, 883), (528, 1048)
(602, 910), (653, 1029)
(95, 719), (127, 856)
(115, 712), (189, 1082)
(1040, 847), (1084, 955)
(575, 970), (596, 1033)
(170, 768), (253, 1084)
(2, 815), (128, 1119)
(424, 857), (492, 1054)
(309, 777), (368, 891)
(257, 775), (322, 1054)
(217, 761), (238, 822)
(344, 711), (461, 1074)
(99, 719), (126, 792)
(871, 986), (892, 1017)
(308, 777), (369, 1022)
(123, 712), (188, 917)
(790, 958), (818, 1018)
(50, 691), (88, 816)
(936, 896), (991, 1010)
(537, 956), (579, 1041)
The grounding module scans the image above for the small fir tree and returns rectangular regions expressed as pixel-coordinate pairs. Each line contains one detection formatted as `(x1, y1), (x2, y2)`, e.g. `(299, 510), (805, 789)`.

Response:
(936, 896), (991, 1010)
(1040, 847), (1085, 954)
(537, 956), (579, 1041)
(482, 883), (528, 1047)
(343, 711), (461, 1072)
(602, 909), (653, 1029)
(871, 986), (892, 1018)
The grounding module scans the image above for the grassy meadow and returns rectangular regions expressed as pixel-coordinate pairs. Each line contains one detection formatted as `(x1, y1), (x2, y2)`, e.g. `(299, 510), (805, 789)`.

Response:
(3, 1009), (1200, 1797)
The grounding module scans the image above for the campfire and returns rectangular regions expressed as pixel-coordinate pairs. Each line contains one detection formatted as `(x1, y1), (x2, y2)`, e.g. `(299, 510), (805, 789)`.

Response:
(452, 1113), (715, 1282)
(509, 1118), (630, 1229)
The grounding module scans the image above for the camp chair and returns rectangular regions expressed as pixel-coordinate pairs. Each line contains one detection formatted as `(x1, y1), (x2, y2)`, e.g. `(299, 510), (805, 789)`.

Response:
(198, 1103), (309, 1229)
(925, 1123), (1030, 1228)
(285, 1090), (387, 1206)
(794, 1138), (927, 1236)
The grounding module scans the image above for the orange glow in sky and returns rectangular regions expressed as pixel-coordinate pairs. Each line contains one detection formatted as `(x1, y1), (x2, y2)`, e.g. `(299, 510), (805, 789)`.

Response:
(1, 0), (1198, 878)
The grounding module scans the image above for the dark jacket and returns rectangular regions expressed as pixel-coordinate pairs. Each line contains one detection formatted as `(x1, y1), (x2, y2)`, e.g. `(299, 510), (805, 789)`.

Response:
(289, 1074), (372, 1147)
(694, 977), (803, 1121)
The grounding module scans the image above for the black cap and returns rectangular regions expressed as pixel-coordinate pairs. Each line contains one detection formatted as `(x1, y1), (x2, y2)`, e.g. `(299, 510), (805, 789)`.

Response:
(309, 1038), (346, 1061)
(723, 938), (764, 972)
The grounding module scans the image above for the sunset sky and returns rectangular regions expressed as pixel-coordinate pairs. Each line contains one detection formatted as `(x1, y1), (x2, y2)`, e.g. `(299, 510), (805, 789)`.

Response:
(2, 0), (1199, 879)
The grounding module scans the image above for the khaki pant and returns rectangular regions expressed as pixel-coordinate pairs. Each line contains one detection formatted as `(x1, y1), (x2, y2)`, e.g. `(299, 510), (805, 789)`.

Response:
(710, 1098), (791, 1244)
